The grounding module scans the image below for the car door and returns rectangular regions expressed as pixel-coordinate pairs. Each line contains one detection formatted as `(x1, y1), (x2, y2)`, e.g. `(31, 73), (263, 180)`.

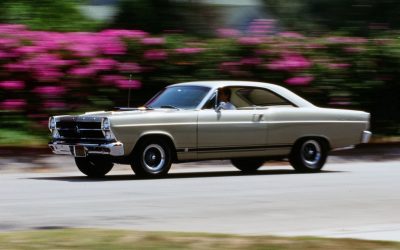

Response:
(197, 90), (268, 159)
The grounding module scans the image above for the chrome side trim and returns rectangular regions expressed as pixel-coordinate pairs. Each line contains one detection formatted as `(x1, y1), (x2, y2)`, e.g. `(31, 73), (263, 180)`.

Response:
(49, 141), (124, 156)
(361, 130), (372, 143)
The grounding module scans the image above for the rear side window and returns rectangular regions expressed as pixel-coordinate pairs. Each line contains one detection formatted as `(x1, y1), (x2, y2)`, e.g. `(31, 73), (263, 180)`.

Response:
(235, 88), (294, 107)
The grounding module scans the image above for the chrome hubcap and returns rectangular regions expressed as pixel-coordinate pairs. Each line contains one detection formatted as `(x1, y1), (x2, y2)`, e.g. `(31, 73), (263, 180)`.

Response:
(300, 140), (321, 168)
(142, 144), (165, 173)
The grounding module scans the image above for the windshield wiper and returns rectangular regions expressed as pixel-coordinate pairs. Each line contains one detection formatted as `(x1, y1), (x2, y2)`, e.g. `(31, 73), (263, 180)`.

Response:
(160, 105), (180, 110)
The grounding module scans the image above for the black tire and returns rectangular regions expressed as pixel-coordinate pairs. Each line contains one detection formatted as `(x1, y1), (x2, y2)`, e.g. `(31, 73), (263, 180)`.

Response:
(131, 138), (172, 178)
(231, 158), (265, 173)
(289, 138), (328, 172)
(75, 156), (114, 177)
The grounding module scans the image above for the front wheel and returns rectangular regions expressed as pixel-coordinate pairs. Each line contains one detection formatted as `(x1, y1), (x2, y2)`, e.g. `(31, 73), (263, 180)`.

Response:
(131, 138), (172, 178)
(289, 138), (328, 172)
(231, 158), (265, 173)
(75, 156), (114, 177)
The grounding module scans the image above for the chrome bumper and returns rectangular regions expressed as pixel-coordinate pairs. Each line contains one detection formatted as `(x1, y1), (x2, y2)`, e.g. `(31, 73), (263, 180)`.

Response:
(361, 130), (372, 143)
(49, 141), (124, 157)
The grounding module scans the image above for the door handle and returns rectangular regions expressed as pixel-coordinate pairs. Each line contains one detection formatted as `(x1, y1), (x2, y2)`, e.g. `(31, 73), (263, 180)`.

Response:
(252, 114), (264, 121)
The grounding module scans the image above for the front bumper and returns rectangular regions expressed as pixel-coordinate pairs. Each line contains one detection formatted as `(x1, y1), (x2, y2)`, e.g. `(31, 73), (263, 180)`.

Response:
(49, 141), (124, 157)
(361, 130), (372, 143)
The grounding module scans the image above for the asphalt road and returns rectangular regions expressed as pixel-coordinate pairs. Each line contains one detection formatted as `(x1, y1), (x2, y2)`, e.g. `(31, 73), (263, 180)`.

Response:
(1, 160), (399, 242)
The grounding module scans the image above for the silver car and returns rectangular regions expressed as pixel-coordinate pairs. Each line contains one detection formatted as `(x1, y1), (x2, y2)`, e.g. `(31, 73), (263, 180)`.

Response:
(49, 81), (371, 177)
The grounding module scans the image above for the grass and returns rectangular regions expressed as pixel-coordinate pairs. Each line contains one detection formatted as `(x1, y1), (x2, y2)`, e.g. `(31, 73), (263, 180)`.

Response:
(0, 128), (47, 147)
(0, 229), (399, 250)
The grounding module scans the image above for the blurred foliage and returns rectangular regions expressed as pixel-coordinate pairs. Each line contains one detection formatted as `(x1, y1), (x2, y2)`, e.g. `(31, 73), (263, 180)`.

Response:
(110, 0), (217, 36)
(263, 0), (400, 36)
(0, 0), (100, 31)
(0, 24), (399, 143)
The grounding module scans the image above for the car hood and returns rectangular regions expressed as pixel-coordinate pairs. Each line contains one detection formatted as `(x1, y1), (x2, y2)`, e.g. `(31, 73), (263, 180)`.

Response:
(82, 109), (187, 118)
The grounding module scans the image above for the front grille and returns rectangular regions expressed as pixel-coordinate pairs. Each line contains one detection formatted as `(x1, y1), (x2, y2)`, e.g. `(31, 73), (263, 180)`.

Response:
(57, 121), (101, 129)
(56, 121), (104, 139)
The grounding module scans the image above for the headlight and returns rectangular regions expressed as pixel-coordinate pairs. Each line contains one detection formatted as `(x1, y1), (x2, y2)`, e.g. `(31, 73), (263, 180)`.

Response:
(104, 131), (113, 140)
(48, 117), (56, 130)
(102, 117), (110, 130)
(51, 129), (60, 139)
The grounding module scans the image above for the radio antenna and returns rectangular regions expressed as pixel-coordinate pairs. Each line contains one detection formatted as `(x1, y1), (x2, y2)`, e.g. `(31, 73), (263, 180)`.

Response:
(127, 74), (132, 107)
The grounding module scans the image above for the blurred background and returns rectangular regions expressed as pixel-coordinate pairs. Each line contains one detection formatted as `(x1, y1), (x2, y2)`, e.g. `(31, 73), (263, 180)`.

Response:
(0, 0), (399, 147)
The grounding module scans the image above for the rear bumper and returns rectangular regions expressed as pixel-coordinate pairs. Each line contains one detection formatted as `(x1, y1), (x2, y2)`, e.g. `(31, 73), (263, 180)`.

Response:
(361, 130), (372, 143)
(49, 141), (124, 157)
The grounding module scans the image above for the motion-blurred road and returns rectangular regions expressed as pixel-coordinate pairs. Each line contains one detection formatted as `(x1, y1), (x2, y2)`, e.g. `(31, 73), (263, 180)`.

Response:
(1, 160), (399, 242)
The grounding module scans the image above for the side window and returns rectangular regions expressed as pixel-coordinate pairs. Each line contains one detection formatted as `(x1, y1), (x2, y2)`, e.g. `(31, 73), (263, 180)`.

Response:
(235, 88), (294, 107)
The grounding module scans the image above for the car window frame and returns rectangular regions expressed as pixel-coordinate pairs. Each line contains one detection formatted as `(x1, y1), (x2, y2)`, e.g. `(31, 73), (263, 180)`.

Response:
(201, 85), (298, 110)
(145, 85), (212, 110)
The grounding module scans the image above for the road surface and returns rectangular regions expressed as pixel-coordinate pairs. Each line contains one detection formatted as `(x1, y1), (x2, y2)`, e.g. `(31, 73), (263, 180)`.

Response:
(1, 160), (399, 242)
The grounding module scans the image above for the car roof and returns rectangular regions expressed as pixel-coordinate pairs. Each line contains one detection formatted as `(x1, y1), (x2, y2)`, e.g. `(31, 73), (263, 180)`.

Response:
(169, 81), (315, 107)
(170, 80), (276, 89)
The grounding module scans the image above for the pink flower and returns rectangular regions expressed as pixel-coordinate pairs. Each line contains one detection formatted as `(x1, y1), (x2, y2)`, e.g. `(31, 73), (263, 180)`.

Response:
(99, 36), (126, 55)
(144, 49), (167, 60)
(0, 51), (16, 58)
(68, 43), (98, 57)
(100, 75), (124, 85)
(237, 37), (264, 45)
(33, 86), (66, 96)
(0, 24), (27, 31)
(216, 28), (240, 38)
(220, 61), (241, 72)
(1, 99), (26, 110)
(285, 76), (314, 86)
(35, 69), (64, 82)
(100, 29), (148, 39)
(141, 37), (165, 45)
(4, 62), (30, 72)
(90, 58), (117, 71)
(14, 46), (46, 54)
(266, 53), (312, 71)
(327, 63), (351, 69)
(101, 75), (142, 90)
(118, 62), (141, 73)
(174, 47), (205, 54)
(0, 80), (25, 90)
(69, 67), (97, 77)
(115, 79), (142, 89)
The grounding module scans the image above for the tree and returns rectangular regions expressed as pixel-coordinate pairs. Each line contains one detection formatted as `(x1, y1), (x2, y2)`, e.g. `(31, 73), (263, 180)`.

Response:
(0, 0), (99, 31)
(263, 0), (400, 36)
(110, 0), (216, 35)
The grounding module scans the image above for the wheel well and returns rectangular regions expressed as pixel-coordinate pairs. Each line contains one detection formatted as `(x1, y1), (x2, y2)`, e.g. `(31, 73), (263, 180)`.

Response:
(292, 136), (331, 151)
(132, 134), (178, 161)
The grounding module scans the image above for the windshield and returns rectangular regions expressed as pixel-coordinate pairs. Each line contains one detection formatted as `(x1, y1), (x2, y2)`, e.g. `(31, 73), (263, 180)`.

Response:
(146, 86), (211, 109)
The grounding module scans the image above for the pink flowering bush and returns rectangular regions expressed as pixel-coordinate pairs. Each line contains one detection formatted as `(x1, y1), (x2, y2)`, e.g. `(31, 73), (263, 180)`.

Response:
(0, 23), (399, 136)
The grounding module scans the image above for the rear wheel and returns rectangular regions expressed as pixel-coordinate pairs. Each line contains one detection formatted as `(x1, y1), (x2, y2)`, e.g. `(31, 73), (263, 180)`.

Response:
(75, 156), (114, 177)
(289, 138), (328, 172)
(231, 158), (265, 173)
(131, 138), (172, 178)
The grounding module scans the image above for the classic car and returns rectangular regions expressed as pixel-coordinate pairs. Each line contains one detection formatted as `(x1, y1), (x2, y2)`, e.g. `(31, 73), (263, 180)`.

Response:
(48, 81), (371, 178)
